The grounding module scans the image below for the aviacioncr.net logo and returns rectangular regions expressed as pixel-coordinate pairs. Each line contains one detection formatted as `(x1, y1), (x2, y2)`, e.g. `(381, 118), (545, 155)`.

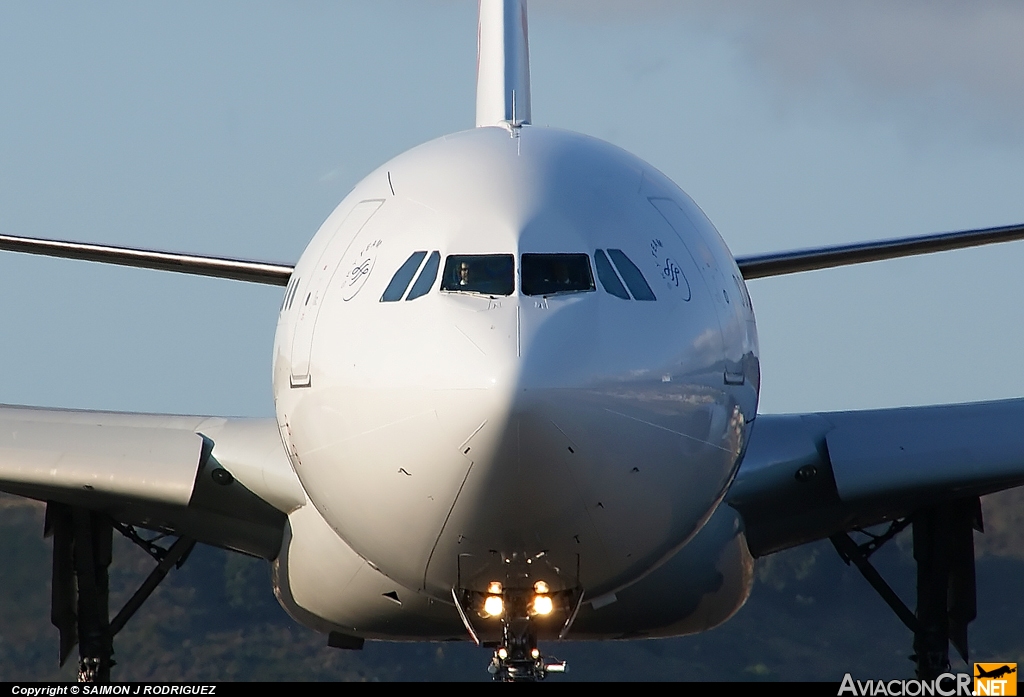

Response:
(838, 673), (973, 696)
(974, 663), (1017, 696)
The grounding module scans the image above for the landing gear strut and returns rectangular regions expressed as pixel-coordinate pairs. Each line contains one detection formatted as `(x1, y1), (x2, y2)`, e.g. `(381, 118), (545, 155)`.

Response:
(46, 502), (196, 683)
(452, 553), (578, 682)
(830, 497), (981, 680)
(485, 606), (568, 682)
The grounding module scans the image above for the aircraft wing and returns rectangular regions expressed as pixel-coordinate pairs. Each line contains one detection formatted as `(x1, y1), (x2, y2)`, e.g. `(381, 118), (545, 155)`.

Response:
(735, 222), (1024, 279)
(0, 233), (293, 286)
(5, 394), (1022, 564)
(0, 404), (304, 560)
(728, 398), (1024, 556)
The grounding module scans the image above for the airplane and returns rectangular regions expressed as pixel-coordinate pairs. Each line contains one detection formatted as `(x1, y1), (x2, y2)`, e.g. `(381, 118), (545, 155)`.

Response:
(976, 666), (1017, 680)
(2, 0), (1024, 683)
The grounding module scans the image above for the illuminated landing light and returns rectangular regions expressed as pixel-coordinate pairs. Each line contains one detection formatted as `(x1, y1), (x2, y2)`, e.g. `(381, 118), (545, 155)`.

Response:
(532, 594), (553, 616)
(484, 595), (504, 617)
(531, 648), (540, 659)
(533, 580), (549, 594)
(498, 647), (508, 660)
(487, 581), (503, 594)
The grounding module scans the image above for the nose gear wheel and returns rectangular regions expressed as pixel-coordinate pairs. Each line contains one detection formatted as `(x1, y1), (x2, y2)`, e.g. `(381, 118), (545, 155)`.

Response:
(487, 620), (567, 682)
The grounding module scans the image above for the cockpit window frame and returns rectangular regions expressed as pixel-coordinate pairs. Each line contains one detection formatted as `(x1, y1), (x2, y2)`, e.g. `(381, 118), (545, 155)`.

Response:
(607, 249), (657, 301)
(406, 250), (441, 301)
(520, 253), (596, 297)
(594, 250), (630, 300)
(439, 253), (516, 297)
(380, 251), (428, 303)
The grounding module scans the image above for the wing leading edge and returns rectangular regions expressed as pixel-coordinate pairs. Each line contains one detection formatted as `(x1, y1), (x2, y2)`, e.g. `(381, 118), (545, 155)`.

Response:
(728, 398), (1024, 556)
(0, 404), (303, 559)
(0, 233), (293, 286)
(735, 222), (1024, 280)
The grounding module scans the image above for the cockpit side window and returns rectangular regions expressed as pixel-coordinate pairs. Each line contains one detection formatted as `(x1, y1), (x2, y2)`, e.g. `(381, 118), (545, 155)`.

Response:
(406, 251), (440, 300)
(594, 250), (630, 300)
(381, 251), (427, 302)
(607, 249), (656, 301)
(521, 254), (595, 296)
(440, 254), (515, 296)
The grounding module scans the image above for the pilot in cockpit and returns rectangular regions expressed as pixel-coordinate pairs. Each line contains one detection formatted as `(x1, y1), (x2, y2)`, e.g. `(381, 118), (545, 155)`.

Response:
(458, 261), (471, 287)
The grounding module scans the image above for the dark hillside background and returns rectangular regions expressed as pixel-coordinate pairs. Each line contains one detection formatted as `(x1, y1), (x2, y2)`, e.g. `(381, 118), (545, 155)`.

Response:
(1, 489), (1022, 681)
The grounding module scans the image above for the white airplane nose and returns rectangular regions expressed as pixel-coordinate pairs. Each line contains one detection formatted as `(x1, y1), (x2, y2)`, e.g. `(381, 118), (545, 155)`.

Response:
(284, 255), (744, 603)
(277, 120), (756, 601)
(417, 292), (742, 601)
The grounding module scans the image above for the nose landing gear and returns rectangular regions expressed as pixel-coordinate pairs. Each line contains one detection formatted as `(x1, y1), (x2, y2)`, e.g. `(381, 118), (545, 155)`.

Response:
(485, 605), (569, 682)
(451, 553), (581, 682)
(488, 642), (567, 681)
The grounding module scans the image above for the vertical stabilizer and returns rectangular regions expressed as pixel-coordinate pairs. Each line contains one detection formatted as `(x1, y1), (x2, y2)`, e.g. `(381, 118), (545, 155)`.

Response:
(476, 0), (532, 127)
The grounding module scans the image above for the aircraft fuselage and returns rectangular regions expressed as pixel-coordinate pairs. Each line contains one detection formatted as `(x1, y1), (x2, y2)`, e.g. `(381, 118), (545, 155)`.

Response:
(272, 125), (759, 638)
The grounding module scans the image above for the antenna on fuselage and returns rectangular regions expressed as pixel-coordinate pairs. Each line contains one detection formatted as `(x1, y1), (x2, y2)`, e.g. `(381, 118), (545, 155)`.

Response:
(476, 0), (532, 128)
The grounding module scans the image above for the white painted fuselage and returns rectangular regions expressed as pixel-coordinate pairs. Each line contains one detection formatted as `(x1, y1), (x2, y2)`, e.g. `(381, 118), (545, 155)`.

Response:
(271, 124), (760, 640)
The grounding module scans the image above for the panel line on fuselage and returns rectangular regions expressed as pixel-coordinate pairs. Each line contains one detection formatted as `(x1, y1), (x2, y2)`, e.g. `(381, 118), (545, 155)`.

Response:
(453, 325), (487, 356)
(603, 408), (733, 453)
(318, 408), (440, 444)
(422, 456), (477, 592)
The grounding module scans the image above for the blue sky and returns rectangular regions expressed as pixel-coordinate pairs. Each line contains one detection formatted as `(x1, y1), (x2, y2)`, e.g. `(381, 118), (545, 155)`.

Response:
(2, 1), (1024, 417)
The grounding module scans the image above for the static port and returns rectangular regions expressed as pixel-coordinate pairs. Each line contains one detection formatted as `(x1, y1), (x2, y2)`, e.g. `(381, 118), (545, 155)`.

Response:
(794, 465), (818, 483)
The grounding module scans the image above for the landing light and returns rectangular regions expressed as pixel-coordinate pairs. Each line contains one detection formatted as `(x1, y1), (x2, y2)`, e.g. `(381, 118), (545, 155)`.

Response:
(533, 580), (549, 594)
(498, 647), (508, 660)
(487, 581), (503, 594)
(484, 595), (504, 617)
(532, 594), (553, 616)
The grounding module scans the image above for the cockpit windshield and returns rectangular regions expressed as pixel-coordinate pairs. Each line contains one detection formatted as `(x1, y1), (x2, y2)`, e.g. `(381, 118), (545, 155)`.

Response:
(521, 253), (595, 296)
(440, 254), (515, 296)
